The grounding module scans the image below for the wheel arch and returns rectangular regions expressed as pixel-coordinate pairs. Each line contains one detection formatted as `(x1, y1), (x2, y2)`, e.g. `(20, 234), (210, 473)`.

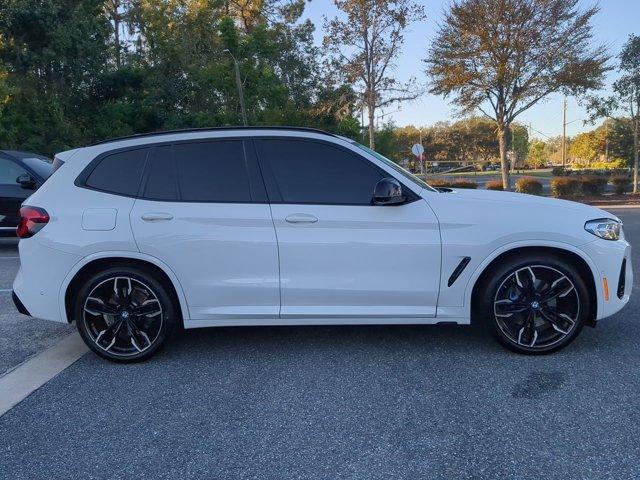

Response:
(468, 244), (600, 325)
(60, 252), (190, 324)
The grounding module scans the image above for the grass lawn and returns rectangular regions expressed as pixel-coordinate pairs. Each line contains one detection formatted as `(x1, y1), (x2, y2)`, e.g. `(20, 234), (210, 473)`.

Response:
(445, 168), (553, 178)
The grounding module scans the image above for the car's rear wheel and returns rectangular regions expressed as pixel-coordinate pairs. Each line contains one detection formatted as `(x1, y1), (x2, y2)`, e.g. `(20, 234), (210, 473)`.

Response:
(479, 254), (591, 354)
(75, 267), (177, 362)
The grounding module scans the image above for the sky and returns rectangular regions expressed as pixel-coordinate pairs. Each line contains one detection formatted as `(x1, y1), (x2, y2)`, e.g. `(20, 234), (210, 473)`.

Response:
(300, 0), (639, 140)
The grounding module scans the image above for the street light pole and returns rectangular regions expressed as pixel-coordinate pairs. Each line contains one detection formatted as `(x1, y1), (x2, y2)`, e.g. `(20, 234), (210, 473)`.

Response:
(223, 49), (248, 126)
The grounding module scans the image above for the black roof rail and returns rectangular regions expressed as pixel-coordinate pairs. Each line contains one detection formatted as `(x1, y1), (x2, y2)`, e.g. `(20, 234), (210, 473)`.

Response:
(89, 126), (337, 146)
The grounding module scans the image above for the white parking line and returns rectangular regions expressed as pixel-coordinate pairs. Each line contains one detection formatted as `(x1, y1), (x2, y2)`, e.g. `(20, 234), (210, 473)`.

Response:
(0, 289), (12, 293)
(0, 333), (88, 417)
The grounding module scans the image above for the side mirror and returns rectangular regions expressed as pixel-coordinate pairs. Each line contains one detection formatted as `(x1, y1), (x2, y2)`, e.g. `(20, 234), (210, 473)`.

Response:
(16, 174), (36, 190)
(373, 177), (405, 206)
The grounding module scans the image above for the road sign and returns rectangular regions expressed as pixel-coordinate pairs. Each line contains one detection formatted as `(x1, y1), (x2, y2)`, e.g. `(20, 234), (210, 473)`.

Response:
(411, 143), (424, 156)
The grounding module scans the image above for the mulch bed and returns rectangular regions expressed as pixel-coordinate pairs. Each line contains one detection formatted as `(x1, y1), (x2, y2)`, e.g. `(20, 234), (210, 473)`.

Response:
(560, 194), (640, 206)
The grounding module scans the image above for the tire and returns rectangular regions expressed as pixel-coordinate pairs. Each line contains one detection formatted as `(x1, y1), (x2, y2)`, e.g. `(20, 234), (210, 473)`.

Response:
(75, 266), (177, 362)
(477, 253), (590, 354)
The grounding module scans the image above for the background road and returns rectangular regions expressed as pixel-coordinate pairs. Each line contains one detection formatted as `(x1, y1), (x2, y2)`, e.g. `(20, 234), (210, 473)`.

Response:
(0, 209), (638, 480)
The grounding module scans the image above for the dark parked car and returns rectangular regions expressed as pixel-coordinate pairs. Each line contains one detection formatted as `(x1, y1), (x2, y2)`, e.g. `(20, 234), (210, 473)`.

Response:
(0, 150), (53, 236)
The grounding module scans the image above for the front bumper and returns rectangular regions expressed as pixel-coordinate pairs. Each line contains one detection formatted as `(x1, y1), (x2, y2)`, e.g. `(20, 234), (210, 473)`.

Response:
(581, 238), (632, 321)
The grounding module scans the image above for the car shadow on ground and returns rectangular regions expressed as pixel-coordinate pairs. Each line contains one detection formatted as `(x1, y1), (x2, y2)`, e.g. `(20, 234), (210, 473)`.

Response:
(168, 322), (502, 358)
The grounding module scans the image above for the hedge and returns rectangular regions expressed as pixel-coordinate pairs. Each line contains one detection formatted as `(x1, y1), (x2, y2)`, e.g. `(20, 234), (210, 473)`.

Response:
(428, 178), (479, 189)
(515, 177), (543, 195)
(579, 176), (608, 196)
(550, 177), (581, 197)
(611, 176), (632, 194)
(485, 180), (504, 191)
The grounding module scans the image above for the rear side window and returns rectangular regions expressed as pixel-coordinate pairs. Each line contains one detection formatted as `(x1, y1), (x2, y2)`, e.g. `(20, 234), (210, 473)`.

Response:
(175, 141), (250, 202)
(85, 148), (147, 196)
(143, 145), (178, 200)
(256, 138), (384, 205)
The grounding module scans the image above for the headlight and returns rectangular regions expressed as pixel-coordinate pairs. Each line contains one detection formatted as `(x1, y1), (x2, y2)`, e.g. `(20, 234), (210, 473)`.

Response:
(584, 218), (623, 241)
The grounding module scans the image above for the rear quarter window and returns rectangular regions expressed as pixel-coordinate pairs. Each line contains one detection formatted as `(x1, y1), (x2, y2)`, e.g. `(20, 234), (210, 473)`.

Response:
(84, 148), (148, 196)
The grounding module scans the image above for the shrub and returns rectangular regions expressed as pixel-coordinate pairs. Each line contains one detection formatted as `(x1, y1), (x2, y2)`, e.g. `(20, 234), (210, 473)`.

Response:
(579, 176), (608, 196)
(552, 166), (567, 176)
(550, 177), (581, 197)
(428, 178), (478, 189)
(449, 179), (478, 189)
(611, 175), (632, 194)
(515, 177), (543, 195)
(485, 180), (504, 191)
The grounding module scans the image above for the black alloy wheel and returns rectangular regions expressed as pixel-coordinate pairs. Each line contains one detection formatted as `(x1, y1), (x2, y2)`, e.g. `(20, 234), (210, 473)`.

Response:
(76, 267), (176, 362)
(480, 255), (590, 354)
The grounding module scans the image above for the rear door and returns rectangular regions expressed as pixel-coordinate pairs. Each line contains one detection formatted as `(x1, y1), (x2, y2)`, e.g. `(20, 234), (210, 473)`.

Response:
(254, 137), (441, 320)
(130, 139), (280, 323)
(0, 156), (34, 232)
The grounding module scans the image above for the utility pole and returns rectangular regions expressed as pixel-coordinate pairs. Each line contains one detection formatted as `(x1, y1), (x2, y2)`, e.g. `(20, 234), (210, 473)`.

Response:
(223, 49), (247, 126)
(561, 97), (567, 168)
(605, 117), (609, 162)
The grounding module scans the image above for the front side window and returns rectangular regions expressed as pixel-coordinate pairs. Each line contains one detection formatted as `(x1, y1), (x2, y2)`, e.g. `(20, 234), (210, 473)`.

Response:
(256, 139), (384, 205)
(0, 158), (29, 185)
(85, 148), (148, 196)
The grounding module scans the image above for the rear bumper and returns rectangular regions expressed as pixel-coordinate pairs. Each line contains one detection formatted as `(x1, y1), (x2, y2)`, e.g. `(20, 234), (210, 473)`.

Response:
(12, 290), (31, 316)
(13, 239), (81, 323)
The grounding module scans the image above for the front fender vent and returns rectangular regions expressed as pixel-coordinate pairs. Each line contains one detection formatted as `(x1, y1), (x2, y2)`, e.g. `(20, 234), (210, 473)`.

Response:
(617, 258), (627, 299)
(448, 257), (471, 287)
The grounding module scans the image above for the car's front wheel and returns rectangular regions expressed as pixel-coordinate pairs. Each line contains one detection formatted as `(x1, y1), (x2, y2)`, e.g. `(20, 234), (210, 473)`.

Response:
(479, 254), (591, 354)
(75, 267), (177, 362)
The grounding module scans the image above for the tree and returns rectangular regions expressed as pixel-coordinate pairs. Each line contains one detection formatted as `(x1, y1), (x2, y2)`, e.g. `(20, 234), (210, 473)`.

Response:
(324, 0), (426, 149)
(527, 139), (546, 168)
(426, 0), (608, 190)
(569, 131), (601, 167)
(586, 35), (640, 192)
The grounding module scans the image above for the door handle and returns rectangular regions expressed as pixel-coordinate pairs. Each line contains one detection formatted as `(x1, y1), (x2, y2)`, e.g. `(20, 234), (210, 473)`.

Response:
(141, 212), (174, 222)
(285, 213), (318, 224)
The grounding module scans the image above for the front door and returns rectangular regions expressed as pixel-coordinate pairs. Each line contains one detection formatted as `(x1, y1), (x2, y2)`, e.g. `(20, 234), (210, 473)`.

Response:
(254, 137), (441, 320)
(130, 139), (280, 323)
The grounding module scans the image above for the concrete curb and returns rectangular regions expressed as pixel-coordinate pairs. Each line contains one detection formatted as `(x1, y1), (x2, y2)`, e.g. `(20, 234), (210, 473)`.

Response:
(0, 332), (87, 416)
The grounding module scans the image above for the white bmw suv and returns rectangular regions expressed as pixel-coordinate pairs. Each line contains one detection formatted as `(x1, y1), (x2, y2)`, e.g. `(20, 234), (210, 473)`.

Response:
(13, 127), (632, 361)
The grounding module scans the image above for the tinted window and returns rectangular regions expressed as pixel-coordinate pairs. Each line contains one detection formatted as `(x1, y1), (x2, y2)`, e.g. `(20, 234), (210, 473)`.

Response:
(22, 156), (53, 179)
(85, 149), (147, 196)
(174, 141), (251, 202)
(257, 139), (384, 204)
(143, 145), (178, 201)
(0, 158), (28, 185)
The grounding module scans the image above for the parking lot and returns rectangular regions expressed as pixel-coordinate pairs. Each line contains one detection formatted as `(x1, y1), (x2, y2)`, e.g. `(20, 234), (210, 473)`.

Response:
(0, 208), (638, 480)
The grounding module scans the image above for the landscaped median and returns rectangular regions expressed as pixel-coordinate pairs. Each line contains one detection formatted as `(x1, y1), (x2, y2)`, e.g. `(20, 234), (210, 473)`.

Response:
(425, 172), (640, 206)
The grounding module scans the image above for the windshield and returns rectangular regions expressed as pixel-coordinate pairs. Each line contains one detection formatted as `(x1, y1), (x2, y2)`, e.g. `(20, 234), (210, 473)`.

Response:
(349, 141), (436, 192)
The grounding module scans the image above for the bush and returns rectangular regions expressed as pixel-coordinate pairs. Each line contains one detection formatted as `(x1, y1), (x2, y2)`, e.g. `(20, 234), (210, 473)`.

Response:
(485, 180), (504, 191)
(579, 176), (608, 196)
(428, 178), (479, 189)
(552, 166), (567, 176)
(550, 177), (581, 197)
(611, 175), (632, 194)
(515, 177), (543, 195)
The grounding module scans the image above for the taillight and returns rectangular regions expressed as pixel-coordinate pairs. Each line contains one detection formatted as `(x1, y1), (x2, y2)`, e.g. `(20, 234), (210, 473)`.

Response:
(17, 206), (49, 238)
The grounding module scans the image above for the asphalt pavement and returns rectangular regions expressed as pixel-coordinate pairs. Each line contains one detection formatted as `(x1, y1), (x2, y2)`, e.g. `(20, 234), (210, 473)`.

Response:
(0, 209), (638, 480)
